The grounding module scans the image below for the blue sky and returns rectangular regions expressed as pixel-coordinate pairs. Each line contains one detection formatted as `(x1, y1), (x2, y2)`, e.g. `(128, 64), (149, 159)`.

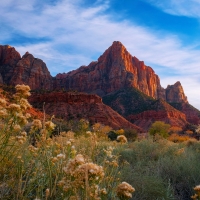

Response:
(1, 0), (200, 109)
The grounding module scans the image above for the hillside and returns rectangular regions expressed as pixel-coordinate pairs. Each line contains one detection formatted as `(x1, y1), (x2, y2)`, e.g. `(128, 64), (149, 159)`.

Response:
(103, 88), (188, 130)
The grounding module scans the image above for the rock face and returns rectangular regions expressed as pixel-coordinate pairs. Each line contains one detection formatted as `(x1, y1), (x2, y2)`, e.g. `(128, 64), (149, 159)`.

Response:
(10, 52), (52, 90)
(28, 92), (143, 132)
(1, 42), (199, 129)
(0, 45), (21, 84)
(103, 88), (188, 131)
(0, 45), (52, 90)
(54, 41), (165, 99)
(127, 100), (187, 131)
(166, 81), (188, 103)
(169, 102), (200, 125)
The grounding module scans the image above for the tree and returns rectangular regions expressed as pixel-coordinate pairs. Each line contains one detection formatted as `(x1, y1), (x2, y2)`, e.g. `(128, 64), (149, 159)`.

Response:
(149, 121), (170, 139)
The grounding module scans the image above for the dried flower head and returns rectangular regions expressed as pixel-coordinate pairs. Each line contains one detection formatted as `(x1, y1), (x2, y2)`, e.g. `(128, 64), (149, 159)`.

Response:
(0, 98), (7, 107)
(7, 104), (21, 113)
(57, 153), (66, 159)
(15, 84), (31, 98)
(194, 185), (200, 191)
(25, 113), (31, 119)
(116, 182), (135, 199)
(31, 119), (42, 130)
(13, 124), (21, 132)
(20, 98), (31, 110)
(0, 109), (8, 118)
(191, 194), (198, 199)
(45, 121), (56, 131)
(45, 188), (50, 197)
(117, 135), (128, 143)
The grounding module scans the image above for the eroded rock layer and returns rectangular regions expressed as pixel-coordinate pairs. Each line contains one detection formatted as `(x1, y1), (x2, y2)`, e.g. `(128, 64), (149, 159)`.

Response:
(28, 92), (143, 131)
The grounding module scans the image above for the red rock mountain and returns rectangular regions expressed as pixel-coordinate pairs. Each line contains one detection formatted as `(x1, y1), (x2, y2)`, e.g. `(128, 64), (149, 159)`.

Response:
(0, 42), (199, 130)
(166, 81), (188, 103)
(0, 42), (188, 104)
(28, 91), (143, 132)
(54, 41), (166, 99)
(0, 45), (52, 90)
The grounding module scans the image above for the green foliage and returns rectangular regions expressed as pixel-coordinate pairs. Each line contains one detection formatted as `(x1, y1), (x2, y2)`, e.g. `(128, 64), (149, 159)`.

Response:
(124, 129), (138, 142)
(118, 138), (200, 200)
(2, 84), (200, 199)
(149, 121), (170, 138)
(0, 85), (135, 200)
(108, 130), (118, 141)
(102, 87), (155, 116)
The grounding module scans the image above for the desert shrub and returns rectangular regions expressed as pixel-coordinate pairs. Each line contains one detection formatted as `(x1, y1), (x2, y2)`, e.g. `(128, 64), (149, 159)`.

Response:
(0, 85), (135, 200)
(149, 121), (170, 139)
(117, 138), (200, 200)
(108, 130), (118, 141)
(169, 126), (182, 134)
(168, 133), (190, 143)
(124, 129), (138, 142)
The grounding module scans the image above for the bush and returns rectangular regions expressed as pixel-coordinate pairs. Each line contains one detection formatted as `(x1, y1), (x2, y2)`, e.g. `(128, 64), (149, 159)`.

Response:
(118, 138), (200, 199)
(124, 129), (138, 142)
(0, 85), (135, 200)
(149, 121), (170, 139)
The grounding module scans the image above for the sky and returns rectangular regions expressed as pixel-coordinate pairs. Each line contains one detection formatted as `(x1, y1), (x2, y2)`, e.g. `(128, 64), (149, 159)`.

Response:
(1, 0), (200, 109)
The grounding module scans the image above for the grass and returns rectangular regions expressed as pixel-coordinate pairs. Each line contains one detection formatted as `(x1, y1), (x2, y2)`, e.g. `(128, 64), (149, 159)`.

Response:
(118, 138), (200, 200)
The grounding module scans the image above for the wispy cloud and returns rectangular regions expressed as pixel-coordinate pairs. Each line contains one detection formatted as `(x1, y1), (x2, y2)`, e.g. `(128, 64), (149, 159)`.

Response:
(1, 0), (200, 108)
(144, 0), (200, 18)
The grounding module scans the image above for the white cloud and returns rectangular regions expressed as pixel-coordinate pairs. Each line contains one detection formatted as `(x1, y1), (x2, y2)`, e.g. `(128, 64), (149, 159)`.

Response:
(144, 0), (200, 18)
(1, 0), (200, 108)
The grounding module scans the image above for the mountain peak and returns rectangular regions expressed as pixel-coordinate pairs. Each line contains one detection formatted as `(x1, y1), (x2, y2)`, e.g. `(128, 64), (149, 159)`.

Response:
(166, 81), (188, 103)
(111, 41), (124, 47)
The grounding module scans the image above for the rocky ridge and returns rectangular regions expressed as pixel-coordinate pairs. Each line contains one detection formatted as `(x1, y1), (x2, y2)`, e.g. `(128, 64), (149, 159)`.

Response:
(54, 41), (166, 99)
(0, 45), (52, 90)
(103, 88), (188, 131)
(29, 92), (143, 131)
(0, 43), (199, 130)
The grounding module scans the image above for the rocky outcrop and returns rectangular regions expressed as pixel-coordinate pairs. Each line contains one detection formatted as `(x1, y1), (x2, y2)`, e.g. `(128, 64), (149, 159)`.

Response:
(0, 43), (199, 130)
(0, 45), (21, 84)
(0, 45), (52, 90)
(0, 43), (189, 104)
(169, 102), (200, 125)
(28, 91), (143, 132)
(0, 45), (21, 66)
(0, 73), (3, 84)
(10, 52), (52, 90)
(166, 81), (188, 103)
(54, 41), (165, 99)
(127, 100), (187, 131)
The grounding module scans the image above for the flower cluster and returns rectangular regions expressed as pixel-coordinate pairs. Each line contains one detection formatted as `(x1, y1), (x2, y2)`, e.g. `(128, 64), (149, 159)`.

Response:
(117, 135), (128, 143)
(191, 185), (200, 199)
(116, 181), (135, 199)
(59, 153), (105, 199)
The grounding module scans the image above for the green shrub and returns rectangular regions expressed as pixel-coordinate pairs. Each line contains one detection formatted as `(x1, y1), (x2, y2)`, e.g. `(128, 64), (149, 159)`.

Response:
(149, 121), (170, 139)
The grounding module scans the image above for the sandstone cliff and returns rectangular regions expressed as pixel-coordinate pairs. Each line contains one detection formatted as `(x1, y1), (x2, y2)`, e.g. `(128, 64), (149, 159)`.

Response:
(166, 81), (188, 103)
(1, 43), (199, 129)
(10, 52), (52, 90)
(54, 41), (166, 99)
(0, 45), (52, 90)
(0, 45), (21, 84)
(28, 92), (143, 132)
